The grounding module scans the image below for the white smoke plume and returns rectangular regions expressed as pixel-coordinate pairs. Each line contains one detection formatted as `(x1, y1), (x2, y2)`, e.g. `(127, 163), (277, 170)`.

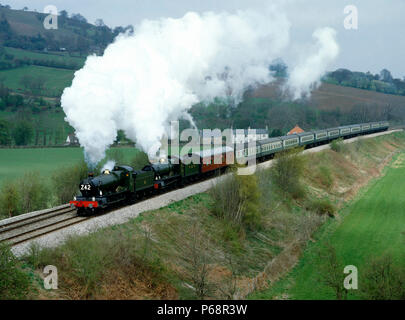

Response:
(101, 160), (115, 172)
(287, 27), (339, 99)
(61, 6), (338, 166)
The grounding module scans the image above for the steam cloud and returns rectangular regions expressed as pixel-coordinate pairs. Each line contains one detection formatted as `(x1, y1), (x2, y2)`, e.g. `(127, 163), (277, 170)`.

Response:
(287, 27), (339, 99)
(101, 160), (116, 172)
(61, 6), (339, 166)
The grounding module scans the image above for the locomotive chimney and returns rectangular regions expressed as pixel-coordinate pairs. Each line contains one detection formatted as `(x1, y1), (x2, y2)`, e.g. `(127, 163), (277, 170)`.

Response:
(88, 172), (94, 178)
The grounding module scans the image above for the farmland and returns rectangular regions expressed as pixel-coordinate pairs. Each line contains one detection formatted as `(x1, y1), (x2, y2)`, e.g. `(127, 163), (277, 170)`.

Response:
(0, 147), (140, 185)
(250, 151), (405, 300)
(0, 65), (76, 96)
(253, 81), (405, 114)
(0, 46), (85, 97)
(3, 47), (85, 66)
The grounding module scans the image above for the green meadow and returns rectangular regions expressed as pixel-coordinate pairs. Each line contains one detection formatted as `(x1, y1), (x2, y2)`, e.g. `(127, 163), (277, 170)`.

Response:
(0, 65), (76, 97)
(0, 142), (230, 186)
(4, 47), (85, 66)
(0, 147), (140, 185)
(250, 152), (405, 300)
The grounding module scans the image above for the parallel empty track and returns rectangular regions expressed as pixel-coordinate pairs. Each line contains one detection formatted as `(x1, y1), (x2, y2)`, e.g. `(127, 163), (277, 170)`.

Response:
(0, 206), (87, 246)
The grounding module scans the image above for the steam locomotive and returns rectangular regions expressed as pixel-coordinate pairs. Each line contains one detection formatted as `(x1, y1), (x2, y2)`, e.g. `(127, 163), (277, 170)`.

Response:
(70, 121), (389, 216)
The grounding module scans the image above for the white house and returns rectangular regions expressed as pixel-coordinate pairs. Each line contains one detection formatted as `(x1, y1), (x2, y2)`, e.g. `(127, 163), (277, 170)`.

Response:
(231, 128), (269, 144)
(199, 128), (269, 145)
(65, 133), (79, 145)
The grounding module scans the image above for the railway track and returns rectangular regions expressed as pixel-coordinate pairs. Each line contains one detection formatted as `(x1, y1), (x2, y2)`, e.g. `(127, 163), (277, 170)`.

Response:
(0, 173), (217, 247)
(0, 206), (88, 246)
(3, 129), (401, 249)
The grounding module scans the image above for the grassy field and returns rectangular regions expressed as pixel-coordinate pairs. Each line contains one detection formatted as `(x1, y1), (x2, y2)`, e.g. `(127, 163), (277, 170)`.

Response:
(4, 47), (85, 67)
(0, 108), (73, 146)
(0, 143), (227, 185)
(0, 147), (141, 185)
(250, 151), (405, 299)
(0, 65), (75, 96)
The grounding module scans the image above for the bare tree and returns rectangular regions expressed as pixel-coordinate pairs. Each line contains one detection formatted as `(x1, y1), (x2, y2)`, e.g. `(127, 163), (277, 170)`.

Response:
(180, 221), (213, 299)
(317, 242), (348, 300)
(360, 254), (405, 300)
(271, 147), (306, 199)
(216, 253), (238, 299)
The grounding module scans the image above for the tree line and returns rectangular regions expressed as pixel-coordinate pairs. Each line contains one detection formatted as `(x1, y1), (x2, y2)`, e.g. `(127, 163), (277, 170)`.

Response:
(269, 59), (405, 97)
(0, 47), (82, 71)
(189, 96), (397, 136)
(0, 83), (69, 146)
(324, 68), (405, 96)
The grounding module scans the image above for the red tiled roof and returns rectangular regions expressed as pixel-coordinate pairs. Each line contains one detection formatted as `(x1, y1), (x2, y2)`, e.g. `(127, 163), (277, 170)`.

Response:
(287, 125), (304, 135)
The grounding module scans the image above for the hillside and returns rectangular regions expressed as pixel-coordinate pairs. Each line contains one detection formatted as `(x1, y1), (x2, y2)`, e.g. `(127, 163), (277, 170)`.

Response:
(253, 82), (405, 113)
(251, 140), (405, 299)
(190, 81), (405, 136)
(0, 5), (117, 54)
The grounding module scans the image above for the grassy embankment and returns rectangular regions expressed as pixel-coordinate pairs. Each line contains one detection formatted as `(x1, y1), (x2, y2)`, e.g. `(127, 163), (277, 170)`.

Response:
(250, 143), (405, 299)
(3, 132), (405, 300)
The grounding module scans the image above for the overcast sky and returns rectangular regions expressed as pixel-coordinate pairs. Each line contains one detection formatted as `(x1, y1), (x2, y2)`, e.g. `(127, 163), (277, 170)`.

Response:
(3, 0), (405, 78)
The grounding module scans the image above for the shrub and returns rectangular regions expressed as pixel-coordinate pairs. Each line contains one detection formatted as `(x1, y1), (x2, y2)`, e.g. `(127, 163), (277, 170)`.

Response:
(360, 254), (405, 300)
(0, 171), (51, 217)
(23, 229), (171, 299)
(0, 181), (20, 218)
(236, 174), (261, 229)
(330, 138), (344, 153)
(308, 197), (336, 217)
(52, 161), (88, 204)
(0, 243), (31, 299)
(318, 166), (333, 189)
(210, 171), (261, 230)
(210, 174), (241, 224)
(255, 167), (275, 209)
(19, 171), (50, 213)
(271, 147), (306, 199)
(25, 243), (43, 269)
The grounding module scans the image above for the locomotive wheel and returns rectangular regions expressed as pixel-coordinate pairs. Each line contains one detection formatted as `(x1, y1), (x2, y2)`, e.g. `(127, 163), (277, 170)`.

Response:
(77, 208), (86, 216)
(127, 197), (136, 205)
